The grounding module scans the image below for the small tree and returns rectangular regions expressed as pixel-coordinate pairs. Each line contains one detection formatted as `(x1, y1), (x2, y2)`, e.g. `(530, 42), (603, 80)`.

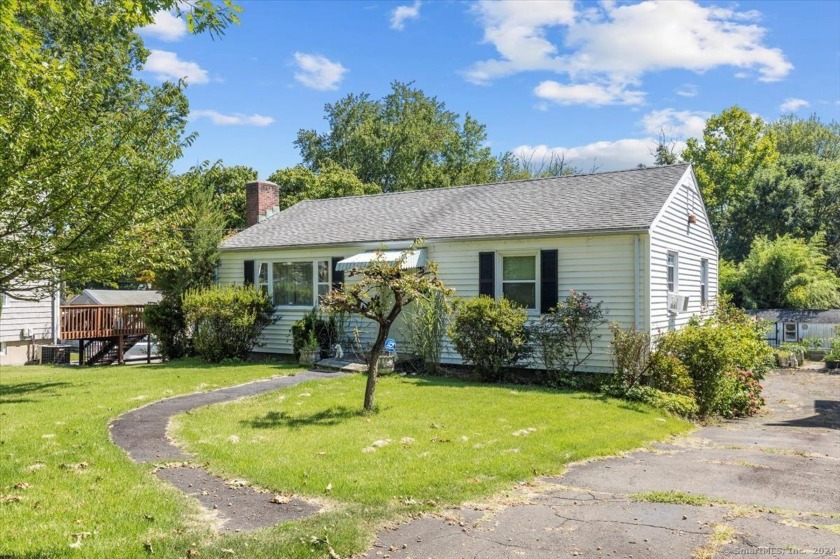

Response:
(321, 242), (450, 411)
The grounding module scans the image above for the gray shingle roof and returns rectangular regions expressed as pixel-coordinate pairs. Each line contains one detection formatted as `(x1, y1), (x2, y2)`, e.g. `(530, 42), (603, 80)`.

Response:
(68, 289), (162, 306)
(221, 164), (691, 250)
(747, 309), (840, 324)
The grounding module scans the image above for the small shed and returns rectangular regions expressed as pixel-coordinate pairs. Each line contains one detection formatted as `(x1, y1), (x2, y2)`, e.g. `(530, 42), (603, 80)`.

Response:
(748, 309), (840, 349)
(66, 289), (162, 306)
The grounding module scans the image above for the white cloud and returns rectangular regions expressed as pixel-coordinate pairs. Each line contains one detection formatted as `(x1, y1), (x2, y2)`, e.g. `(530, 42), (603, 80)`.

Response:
(144, 49), (208, 84)
(139, 11), (187, 42)
(467, 0), (792, 104)
(293, 52), (347, 91)
(189, 110), (274, 127)
(779, 98), (809, 113)
(534, 80), (644, 106)
(391, 1), (421, 30)
(640, 109), (710, 139)
(513, 138), (678, 172)
(676, 83), (699, 97)
(466, 0), (576, 84)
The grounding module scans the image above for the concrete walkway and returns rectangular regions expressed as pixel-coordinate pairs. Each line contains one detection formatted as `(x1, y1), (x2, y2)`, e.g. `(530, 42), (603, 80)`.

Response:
(361, 370), (840, 558)
(110, 370), (344, 532)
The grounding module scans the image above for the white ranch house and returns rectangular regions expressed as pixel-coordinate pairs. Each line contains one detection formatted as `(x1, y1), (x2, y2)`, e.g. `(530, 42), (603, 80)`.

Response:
(218, 164), (718, 373)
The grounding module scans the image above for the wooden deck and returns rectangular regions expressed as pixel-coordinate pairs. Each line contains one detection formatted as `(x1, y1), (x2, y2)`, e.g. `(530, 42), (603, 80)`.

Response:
(60, 305), (147, 340)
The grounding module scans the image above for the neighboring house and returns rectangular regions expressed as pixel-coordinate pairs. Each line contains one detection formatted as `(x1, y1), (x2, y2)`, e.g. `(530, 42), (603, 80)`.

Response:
(218, 164), (718, 373)
(66, 289), (162, 306)
(748, 309), (840, 349)
(0, 287), (60, 366)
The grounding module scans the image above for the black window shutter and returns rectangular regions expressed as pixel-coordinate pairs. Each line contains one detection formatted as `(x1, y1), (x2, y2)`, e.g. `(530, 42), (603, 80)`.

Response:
(478, 252), (495, 297)
(244, 260), (255, 286)
(540, 250), (558, 314)
(331, 257), (344, 290)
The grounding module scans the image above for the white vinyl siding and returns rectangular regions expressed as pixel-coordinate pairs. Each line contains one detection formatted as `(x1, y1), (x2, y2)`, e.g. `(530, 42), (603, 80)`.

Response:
(0, 289), (56, 344)
(649, 168), (719, 333)
(219, 245), (378, 355)
(218, 233), (642, 373)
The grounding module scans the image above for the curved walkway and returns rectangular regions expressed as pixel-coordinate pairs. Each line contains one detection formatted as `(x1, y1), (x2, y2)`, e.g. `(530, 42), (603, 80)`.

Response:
(110, 370), (344, 532)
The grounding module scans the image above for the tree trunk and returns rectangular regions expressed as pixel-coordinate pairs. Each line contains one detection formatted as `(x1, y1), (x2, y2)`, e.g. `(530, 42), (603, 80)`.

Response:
(364, 323), (391, 411)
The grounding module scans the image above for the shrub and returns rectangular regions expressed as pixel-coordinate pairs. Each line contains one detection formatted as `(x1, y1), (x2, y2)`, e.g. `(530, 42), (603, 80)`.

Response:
(182, 285), (276, 362)
(449, 295), (530, 382)
(400, 290), (450, 374)
(656, 299), (773, 417)
(609, 324), (655, 390)
(825, 328), (840, 361)
(291, 309), (338, 359)
(144, 297), (190, 360)
(609, 325), (693, 396)
(533, 291), (606, 382)
(605, 385), (698, 418)
(648, 353), (694, 396)
(714, 368), (764, 418)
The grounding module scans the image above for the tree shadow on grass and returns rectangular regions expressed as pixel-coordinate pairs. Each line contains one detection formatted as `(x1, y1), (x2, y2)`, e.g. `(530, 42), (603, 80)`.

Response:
(244, 406), (366, 429)
(0, 381), (73, 404)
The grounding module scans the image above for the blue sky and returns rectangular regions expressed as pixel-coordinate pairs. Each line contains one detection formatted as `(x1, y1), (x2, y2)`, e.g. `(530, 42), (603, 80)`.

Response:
(139, 0), (840, 178)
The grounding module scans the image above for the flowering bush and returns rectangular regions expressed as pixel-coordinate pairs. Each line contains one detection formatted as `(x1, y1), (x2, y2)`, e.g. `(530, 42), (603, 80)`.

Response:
(714, 368), (764, 418)
(532, 290), (605, 383)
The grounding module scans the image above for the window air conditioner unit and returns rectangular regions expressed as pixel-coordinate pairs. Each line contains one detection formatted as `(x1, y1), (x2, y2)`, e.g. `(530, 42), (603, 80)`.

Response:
(668, 294), (689, 313)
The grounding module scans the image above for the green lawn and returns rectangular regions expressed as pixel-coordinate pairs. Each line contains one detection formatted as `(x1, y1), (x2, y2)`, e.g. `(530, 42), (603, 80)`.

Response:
(172, 375), (693, 558)
(0, 363), (692, 558)
(0, 359), (303, 558)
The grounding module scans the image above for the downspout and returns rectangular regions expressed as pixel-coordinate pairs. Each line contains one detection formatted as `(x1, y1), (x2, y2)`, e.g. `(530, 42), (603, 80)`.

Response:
(634, 235), (641, 329)
(51, 282), (59, 344)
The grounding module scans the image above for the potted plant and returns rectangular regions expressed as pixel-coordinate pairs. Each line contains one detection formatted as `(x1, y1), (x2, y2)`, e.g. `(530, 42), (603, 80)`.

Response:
(299, 331), (320, 366)
(824, 339), (840, 371)
(378, 352), (396, 374)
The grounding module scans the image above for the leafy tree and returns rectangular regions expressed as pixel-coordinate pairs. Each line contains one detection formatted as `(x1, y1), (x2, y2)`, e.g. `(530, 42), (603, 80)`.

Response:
(772, 114), (840, 160)
(683, 106), (778, 260)
(145, 168), (226, 359)
(724, 235), (840, 309)
(0, 0), (239, 299)
(321, 242), (450, 411)
(200, 163), (258, 231)
(295, 81), (505, 192)
(268, 163), (382, 210)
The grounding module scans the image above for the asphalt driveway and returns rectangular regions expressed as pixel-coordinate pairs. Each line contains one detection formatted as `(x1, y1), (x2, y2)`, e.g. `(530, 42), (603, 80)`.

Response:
(361, 368), (840, 558)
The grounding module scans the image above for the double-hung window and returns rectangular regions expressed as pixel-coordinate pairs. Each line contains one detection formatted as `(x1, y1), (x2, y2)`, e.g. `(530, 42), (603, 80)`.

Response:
(667, 252), (678, 294)
(501, 254), (537, 310)
(700, 258), (709, 304)
(260, 260), (331, 307)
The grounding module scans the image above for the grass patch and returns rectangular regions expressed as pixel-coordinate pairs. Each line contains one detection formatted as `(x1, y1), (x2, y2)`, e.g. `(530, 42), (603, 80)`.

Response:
(631, 490), (728, 507)
(0, 358), (303, 558)
(173, 375), (692, 557)
(1, 365), (691, 558)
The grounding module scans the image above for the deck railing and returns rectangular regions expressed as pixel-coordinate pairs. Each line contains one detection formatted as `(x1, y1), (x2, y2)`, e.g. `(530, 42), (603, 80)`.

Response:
(60, 305), (148, 340)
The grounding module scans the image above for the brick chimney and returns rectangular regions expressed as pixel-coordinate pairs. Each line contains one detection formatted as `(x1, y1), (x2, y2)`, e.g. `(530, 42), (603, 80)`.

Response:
(245, 181), (279, 228)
